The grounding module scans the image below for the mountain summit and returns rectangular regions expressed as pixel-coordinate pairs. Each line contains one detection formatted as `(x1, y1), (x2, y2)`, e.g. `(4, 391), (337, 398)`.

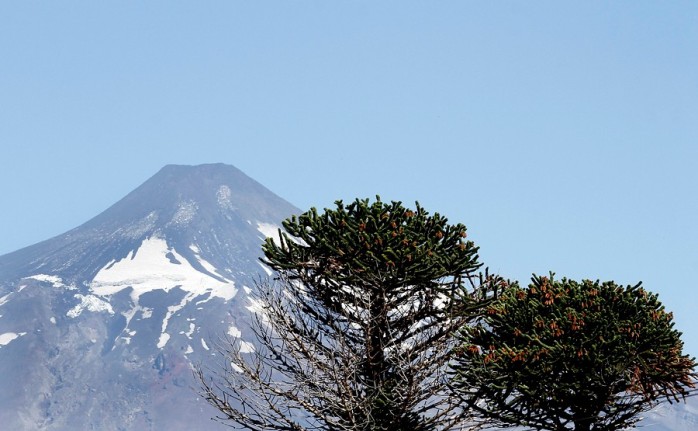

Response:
(0, 163), (297, 430)
(0, 163), (296, 283)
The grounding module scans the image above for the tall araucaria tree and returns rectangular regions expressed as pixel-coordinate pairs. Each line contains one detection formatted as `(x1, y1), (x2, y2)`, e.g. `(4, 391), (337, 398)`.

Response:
(197, 197), (501, 431)
(449, 273), (697, 431)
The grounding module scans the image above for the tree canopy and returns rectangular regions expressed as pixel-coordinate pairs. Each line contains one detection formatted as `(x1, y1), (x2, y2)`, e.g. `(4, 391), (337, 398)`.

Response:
(198, 197), (497, 431)
(449, 273), (697, 431)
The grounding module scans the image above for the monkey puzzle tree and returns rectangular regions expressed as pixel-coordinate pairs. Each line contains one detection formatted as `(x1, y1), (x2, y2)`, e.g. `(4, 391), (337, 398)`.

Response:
(449, 273), (697, 431)
(197, 197), (499, 431)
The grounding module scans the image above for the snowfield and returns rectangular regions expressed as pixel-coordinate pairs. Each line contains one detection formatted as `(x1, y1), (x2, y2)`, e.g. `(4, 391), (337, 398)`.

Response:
(91, 236), (238, 301)
(0, 332), (26, 348)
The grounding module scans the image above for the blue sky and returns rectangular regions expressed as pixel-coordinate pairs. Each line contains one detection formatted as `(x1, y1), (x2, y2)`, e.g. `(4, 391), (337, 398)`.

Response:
(1, 2), (697, 355)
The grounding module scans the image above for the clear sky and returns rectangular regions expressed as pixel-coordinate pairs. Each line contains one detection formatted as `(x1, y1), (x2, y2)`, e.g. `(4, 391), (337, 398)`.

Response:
(1, 2), (696, 355)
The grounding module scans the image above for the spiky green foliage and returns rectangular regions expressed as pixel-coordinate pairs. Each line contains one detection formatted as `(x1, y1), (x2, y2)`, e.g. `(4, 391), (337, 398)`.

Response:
(449, 273), (697, 431)
(199, 197), (494, 431)
(264, 197), (479, 296)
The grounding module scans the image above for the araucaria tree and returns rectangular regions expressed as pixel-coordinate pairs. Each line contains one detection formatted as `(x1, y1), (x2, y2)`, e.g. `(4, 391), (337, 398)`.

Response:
(197, 197), (498, 431)
(449, 273), (697, 431)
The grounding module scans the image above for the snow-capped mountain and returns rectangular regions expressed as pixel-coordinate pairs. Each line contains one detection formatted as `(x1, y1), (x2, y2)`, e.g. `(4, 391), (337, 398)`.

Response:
(0, 163), (296, 430)
(0, 163), (694, 430)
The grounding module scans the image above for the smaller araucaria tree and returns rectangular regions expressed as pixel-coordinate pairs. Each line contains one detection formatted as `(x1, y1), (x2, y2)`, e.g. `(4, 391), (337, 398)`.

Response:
(449, 273), (696, 431)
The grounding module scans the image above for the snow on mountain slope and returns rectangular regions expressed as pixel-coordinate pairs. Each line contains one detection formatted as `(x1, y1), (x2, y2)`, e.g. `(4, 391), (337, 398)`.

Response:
(66, 294), (113, 318)
(0, 163), (299, 431)
(91, 236), (237, 301)
(0, 331), (26, 347)
(256, 221), (283, 244)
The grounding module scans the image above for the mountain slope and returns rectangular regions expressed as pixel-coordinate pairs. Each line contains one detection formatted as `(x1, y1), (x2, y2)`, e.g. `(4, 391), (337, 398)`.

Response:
(0, 163), (295, 283)
(0, 163), (297, 430)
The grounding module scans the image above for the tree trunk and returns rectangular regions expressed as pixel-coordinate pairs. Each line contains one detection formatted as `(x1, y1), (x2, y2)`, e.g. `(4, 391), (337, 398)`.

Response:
(573, 414), (593, 431)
